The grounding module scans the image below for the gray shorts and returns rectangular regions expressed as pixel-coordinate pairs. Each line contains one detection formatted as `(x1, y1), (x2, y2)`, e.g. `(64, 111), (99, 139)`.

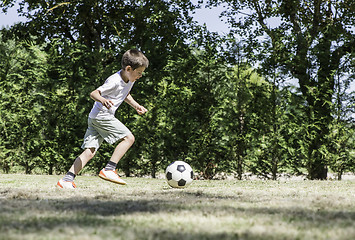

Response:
(81, 117), (132, 150)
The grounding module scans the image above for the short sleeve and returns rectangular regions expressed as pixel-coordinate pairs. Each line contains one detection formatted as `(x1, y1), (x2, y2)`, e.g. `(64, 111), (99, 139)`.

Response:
(97, 75), (118, 96)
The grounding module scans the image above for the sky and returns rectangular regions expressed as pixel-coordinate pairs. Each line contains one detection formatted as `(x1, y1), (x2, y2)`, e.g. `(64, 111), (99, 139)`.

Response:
(0, 3), (26, 28)
(0, 2), (354, 93)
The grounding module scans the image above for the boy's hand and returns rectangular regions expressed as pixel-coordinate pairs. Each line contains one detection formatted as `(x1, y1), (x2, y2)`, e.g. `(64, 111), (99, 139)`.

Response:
(136, 105), (148, 115)
(102, 99), (114, 109)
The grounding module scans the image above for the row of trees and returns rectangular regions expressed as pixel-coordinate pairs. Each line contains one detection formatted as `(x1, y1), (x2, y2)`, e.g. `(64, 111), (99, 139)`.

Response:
(0, 0), (354, 179)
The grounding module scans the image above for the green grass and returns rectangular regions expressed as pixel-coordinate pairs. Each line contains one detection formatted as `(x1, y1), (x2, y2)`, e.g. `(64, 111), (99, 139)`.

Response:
(1, 174), (355, 240)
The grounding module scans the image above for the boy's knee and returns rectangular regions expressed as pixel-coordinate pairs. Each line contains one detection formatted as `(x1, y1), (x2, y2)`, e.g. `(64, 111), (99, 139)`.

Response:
(124, 134), (135, 145)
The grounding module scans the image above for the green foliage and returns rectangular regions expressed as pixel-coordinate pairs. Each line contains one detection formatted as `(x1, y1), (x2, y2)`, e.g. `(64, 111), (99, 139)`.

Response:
(0, 30), (116, 174)
(0, 1), (354, 179)
(0, 34), (48, 173)
(212, 0), (355, 179)
(327, 121), (355, 180)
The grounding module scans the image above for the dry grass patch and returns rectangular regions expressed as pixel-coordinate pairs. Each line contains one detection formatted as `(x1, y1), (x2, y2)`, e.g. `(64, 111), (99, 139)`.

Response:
(0, 174), (355, 239)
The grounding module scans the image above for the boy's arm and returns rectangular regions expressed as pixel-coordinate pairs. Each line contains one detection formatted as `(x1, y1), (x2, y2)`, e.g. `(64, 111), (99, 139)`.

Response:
(125, 94), (147, 115)
(90, 90), (113, 109)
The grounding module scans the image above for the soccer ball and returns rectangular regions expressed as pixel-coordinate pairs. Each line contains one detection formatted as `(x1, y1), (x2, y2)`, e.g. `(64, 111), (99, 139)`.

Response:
(165, 161), (194, 188)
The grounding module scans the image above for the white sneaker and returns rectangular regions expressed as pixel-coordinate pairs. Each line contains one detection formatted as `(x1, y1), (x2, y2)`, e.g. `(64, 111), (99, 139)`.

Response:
(56, 179), (77, 189)
(99, 168), (127, 185)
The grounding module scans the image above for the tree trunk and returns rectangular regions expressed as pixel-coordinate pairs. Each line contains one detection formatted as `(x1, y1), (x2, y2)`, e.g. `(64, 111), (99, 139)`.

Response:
(308, 160), (328, 180)
(306, 100), (332, 180)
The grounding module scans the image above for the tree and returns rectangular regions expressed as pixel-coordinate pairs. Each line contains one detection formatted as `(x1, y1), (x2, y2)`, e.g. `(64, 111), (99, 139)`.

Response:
(1, 0), (198, 175)
(1, 0), (195, 66)
(0, 33), (48, 173)
(327, 64), (355, 179)
(210, 0), (355, 179)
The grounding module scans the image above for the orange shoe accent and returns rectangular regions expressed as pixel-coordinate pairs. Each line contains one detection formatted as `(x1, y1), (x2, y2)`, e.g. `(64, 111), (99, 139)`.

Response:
(57, 181), (63, 188)
(99, 169), (107, 178)
(56, 179), (77, 189)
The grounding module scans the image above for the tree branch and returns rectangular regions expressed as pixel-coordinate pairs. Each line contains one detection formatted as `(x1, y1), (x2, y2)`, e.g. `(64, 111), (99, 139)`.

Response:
(251, 0), (272, 37)
(310, 0), (321, 39)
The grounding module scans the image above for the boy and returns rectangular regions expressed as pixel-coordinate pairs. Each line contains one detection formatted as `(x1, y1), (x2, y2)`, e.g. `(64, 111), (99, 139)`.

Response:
(57, 49), (149, 189)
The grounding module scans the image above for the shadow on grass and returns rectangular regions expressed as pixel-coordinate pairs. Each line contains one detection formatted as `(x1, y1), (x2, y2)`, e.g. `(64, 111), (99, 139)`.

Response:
(1, 188), (355, 239)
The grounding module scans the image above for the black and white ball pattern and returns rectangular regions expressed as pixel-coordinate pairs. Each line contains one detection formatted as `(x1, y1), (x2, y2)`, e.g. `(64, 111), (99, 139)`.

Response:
(165, 161), (193, 188)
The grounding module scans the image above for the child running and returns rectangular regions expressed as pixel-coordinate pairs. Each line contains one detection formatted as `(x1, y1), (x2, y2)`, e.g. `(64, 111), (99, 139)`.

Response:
(57, 49), (149, 189)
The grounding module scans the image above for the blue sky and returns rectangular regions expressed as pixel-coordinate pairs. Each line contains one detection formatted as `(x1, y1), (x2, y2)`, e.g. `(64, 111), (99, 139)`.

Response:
(0, 3), (26, 28)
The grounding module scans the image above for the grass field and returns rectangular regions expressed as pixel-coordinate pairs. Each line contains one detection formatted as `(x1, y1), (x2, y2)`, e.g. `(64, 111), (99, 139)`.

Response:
(1, 174), (355, 240)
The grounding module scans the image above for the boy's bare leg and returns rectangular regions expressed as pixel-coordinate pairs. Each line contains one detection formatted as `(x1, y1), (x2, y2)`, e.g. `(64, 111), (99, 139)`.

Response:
(57, 148), (96, 188)
(68, 148), (96, 175)
(110, 134), (135, 164)
(98, 135), (134, 185)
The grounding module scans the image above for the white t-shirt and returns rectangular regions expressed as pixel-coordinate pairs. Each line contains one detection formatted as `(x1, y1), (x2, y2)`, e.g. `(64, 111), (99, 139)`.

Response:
(89, 70), (134, 119)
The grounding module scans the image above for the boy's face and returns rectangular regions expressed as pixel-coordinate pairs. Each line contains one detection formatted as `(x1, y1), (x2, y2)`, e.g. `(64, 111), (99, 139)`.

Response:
(126, 66), (146, 82)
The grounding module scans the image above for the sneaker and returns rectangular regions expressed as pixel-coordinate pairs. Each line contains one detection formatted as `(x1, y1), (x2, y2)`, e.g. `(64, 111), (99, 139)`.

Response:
(99, 168), (127, 185)
(57, 179), (77, 189)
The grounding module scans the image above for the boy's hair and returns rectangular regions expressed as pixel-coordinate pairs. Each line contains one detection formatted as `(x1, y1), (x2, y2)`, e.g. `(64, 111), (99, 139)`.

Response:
(121, 49), (149, 70)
